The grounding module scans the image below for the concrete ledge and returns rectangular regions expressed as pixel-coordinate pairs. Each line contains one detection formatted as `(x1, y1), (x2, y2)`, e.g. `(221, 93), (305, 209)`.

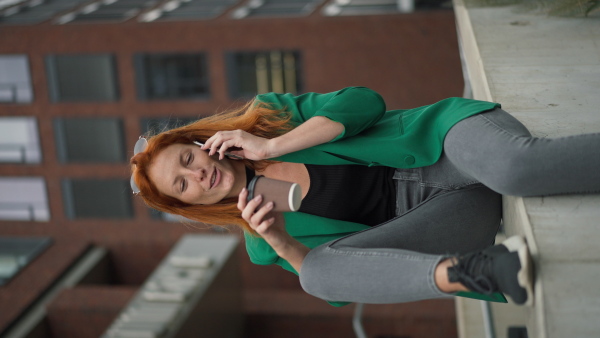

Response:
(454, 1), (600, 337)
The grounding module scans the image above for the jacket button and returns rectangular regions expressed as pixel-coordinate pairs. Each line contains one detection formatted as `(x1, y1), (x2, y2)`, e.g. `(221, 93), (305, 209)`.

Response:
(404, 155), (415, 165)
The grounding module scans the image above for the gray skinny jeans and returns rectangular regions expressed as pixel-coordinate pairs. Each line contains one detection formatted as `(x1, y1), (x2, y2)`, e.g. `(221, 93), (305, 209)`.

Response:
(299, 108), (600, 304)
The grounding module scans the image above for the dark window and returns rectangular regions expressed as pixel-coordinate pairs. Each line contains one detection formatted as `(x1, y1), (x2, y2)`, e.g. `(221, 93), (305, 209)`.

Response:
(135, 53), (209, 100)
(0, 237), (52, 286)
(54, 117), (125, 163)
(45, 54), (119, 102)
(226, 50), (301, 98)
(62, 179), (133, 219)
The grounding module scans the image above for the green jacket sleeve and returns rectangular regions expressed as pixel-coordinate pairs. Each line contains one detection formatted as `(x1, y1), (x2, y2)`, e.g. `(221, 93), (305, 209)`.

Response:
(256, 87), (386, 142)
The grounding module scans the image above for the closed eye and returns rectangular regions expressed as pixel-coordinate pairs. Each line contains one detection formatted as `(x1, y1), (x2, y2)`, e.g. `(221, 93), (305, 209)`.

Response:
(180, 152), (192, 194)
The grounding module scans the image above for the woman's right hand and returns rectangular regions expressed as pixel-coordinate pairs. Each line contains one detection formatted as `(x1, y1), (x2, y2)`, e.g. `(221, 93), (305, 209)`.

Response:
(238, 188), (292, 251)
(202, 130), (274, 161)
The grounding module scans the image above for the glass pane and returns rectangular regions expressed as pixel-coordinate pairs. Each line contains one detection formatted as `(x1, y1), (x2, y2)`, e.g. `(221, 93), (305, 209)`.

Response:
(0, 177), (50, 221)
(54, 118), (125, 163)
(0, 237), (52, 286)
(137, 53), (209, 100)
(46, 54), (119, 102)
(0, 117), (41, 163)
(229, 51), (301, 98)
(0, 55), (33, 103)
(62, 179), (133, 219)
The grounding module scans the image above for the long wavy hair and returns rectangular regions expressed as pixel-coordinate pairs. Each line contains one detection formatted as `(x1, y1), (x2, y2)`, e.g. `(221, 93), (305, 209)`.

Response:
(130, 100), (294, 232)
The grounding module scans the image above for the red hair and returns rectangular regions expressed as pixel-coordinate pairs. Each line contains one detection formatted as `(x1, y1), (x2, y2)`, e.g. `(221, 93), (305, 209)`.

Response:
(130, 100), (293, 233)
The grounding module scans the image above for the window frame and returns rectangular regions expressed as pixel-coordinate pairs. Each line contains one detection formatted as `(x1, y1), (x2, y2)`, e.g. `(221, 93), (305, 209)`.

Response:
(45, 54), (120, 102)
(62, 178), (133, 219)
(53, 117), (126, 164)
(225, 50), (303, 99)
(134, 52), (210, 101)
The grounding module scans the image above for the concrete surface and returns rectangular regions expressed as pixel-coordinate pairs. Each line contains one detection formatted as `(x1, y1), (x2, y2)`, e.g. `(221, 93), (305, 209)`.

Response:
(454, 1), (600, 337)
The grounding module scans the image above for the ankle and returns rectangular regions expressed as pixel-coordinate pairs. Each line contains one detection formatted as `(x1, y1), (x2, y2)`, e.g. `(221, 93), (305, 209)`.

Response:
(435, 258), (469, 293)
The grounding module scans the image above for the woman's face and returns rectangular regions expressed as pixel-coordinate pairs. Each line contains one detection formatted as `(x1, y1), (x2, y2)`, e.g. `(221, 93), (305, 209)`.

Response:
(147, 143), (246, 205)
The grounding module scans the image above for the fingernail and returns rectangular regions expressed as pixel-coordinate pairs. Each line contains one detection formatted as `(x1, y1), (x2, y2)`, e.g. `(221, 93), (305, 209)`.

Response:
(267, 201), (273, 208)
(255, 195), (262, 202)
(241, 187), (246, 193)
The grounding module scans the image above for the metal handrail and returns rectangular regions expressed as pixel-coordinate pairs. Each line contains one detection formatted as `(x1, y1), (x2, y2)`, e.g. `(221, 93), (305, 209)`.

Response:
(0, 84), (17, 103)
(0, 203), (36, 220)
(0, 144), (27, 163)
(353, 303), (367, 338)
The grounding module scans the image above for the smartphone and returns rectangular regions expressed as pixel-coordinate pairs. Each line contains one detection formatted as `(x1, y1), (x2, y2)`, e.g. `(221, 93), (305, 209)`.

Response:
(193, 141), (244, 160)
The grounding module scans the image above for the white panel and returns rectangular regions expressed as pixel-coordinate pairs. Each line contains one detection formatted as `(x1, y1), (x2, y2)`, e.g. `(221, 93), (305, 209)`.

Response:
(0, 117), (41, 163)
(0, 55), (33, 103)
(0, 177), (49, 221)
(0, 118), (29, 144)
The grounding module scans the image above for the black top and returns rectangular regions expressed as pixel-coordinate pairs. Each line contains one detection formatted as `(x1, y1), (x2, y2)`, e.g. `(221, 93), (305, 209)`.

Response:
(245, 166), (256, 186)
(245, 164), (396, 226)
(299, 164), (396, 226)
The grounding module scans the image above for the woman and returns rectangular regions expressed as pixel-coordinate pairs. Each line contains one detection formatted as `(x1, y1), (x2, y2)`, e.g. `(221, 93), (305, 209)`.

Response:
(130, 87), (600, 307)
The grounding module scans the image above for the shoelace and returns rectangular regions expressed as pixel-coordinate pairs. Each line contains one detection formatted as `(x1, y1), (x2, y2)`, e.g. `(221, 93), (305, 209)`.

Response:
(451, 252), (498, 295)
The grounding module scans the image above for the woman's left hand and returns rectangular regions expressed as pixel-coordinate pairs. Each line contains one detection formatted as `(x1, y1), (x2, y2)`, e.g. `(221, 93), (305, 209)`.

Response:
(202, 130), (273, 161)
(238, 188), (292, 251)
(238, 187), (310, 273)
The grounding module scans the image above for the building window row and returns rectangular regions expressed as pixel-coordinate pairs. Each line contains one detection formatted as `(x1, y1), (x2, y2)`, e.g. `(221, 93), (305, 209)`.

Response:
(0, 116), (214, 221)
(0, 51), (302, 104)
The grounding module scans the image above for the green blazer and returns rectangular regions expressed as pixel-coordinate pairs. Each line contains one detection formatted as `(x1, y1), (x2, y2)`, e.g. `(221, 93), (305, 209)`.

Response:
(245, 87), (507, 306)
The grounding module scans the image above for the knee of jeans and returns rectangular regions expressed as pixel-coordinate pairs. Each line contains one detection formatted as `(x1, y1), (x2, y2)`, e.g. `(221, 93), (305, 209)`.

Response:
(299, 247), (334, 298)
(299, 269), (319, 297)
(482, 152), (538, 196)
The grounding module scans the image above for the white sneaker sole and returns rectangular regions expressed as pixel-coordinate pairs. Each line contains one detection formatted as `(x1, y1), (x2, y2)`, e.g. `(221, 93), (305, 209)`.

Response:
(502, 235), (534, 306)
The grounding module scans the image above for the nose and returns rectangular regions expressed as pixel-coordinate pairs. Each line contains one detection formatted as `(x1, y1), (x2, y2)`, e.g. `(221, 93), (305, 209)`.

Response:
(190, 168), (206, 183)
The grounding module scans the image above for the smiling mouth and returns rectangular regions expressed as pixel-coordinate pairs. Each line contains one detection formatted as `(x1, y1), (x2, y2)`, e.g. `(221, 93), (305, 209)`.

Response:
(210, 168), (218, 189)
(210, 170), (216, 188)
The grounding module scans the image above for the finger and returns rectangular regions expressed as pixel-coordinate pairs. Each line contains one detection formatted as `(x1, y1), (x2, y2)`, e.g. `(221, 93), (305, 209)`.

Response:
(237, 187), (248, 211)
(256, 217), (276, 235)
(241, 194), (262, 222)
(206, 132), (227, 156)
(249, 201), (274, 226)
(208, 136), (223, 156)
(203, 133), (219, 150)
(218, 140), (238, 160)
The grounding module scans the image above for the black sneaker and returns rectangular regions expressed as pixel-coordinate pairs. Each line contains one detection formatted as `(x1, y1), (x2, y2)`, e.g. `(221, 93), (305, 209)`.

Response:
(447, 236), (534, 306)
